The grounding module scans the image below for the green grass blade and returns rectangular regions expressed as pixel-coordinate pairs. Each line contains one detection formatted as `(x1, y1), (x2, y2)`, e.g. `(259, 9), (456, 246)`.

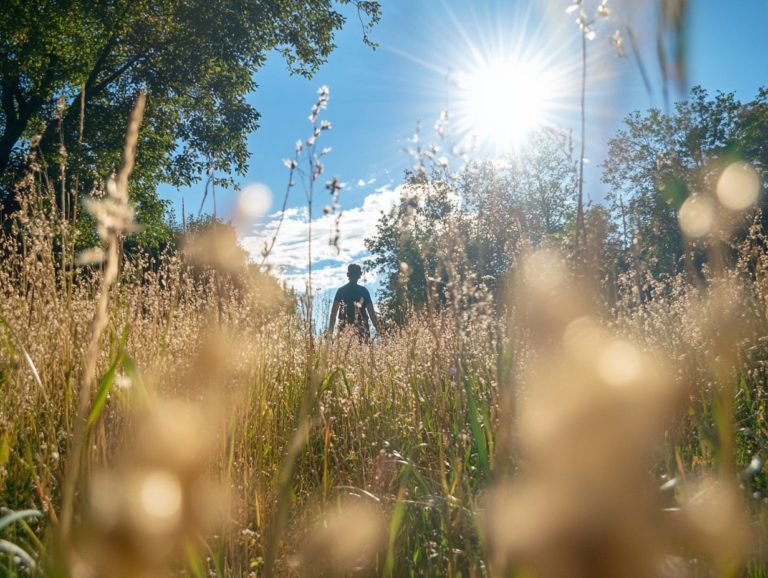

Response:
(123, 352), (149, 406)
(185, 541), (206, 578)
(384, 497), (406, 578)
(464, 378), (489, 477)
(0, 538), (36, 570)
(87, 347), (124, 428)
(0, 509), (42, 533)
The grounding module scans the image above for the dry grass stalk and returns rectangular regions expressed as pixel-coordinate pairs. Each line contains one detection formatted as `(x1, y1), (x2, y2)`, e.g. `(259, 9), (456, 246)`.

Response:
(60, 92), (147, 542)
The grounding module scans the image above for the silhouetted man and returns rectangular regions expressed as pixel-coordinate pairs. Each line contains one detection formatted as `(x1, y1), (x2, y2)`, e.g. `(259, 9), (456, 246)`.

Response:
(328, 263), (381, 340)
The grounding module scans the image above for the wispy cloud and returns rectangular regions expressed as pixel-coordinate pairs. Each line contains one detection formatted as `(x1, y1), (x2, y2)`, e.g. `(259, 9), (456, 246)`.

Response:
(355, 176), (377, 188)
(240, 185), (402, 292)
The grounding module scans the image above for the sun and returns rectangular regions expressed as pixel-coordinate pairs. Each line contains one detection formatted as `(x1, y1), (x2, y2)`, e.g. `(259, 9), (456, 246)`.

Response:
(456, 56), (561, 151)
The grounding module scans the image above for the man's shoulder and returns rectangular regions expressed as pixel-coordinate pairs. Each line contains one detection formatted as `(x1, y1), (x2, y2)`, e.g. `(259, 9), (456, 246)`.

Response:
(335, 282), (371, 300)
(335, 282), (353, 298)
(358, 285), (372, 302)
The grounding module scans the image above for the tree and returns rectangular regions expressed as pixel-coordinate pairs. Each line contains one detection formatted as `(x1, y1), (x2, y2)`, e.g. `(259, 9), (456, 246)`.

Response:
(602, 86), (768, 281)
(461, 130), (577, 284)
(366, 130), (577, 323)
(365, 171), (459, 325)
(0, 0), (381, 209)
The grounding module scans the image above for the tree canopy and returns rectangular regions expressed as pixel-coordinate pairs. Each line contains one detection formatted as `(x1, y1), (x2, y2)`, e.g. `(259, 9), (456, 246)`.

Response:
(602, 86), (768, 279)
(366, 87), (768, 323)
(366, 129), (577, 323)
(0, 0), (381, 216)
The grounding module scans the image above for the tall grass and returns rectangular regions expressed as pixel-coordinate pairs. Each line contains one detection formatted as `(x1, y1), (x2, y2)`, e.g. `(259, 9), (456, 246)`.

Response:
(1, 96), (768, 578)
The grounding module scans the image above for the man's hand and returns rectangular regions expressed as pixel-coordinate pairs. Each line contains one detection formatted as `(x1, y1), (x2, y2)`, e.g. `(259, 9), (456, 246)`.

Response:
(366, 302), (382, 336)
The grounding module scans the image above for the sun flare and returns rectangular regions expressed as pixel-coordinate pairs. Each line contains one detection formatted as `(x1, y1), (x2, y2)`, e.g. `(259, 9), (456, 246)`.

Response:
(456, 56), (559, 150)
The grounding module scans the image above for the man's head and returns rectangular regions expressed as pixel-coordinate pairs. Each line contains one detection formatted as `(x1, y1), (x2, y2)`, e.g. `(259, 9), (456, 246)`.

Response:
(347, 263), (363, 283)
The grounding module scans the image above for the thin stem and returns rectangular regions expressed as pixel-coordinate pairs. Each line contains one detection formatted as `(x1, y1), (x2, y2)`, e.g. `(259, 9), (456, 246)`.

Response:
(59, 92), (145, 543)
(576, 31), (587, 251)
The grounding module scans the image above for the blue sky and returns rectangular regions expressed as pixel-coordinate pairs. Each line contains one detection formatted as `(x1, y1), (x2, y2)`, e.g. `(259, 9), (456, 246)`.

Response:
(160, 0), (768, 297)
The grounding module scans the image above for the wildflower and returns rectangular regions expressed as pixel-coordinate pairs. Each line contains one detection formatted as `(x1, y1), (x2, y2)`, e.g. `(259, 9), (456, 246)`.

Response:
(318, 85), (330, 102)
(325, 177), (342, 195)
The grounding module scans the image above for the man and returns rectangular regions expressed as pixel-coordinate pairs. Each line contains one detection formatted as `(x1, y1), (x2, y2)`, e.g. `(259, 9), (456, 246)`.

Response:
(328, 263), (382, 340)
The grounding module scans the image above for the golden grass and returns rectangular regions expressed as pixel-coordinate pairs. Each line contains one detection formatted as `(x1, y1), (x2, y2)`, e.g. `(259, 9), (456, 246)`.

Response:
(2, 101), (768, 578)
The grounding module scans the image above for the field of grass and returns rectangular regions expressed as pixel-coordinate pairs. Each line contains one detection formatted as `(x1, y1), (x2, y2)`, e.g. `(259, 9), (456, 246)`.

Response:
(2, 101), (768, 578)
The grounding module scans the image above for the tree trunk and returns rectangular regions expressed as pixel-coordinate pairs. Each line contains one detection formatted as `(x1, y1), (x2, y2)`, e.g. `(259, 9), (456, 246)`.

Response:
(0, 117), (28, 178)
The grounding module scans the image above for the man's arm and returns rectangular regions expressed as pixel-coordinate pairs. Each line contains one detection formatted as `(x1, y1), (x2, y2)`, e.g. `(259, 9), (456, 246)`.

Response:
(328, 300), (340, 335)
(366, 302), (382, 336)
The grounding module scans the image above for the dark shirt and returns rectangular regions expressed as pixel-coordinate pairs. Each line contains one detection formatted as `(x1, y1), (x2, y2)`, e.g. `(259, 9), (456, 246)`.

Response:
(334, 282), (372, 331)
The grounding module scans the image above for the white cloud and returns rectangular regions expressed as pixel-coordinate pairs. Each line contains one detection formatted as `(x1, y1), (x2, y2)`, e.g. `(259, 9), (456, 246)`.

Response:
(356, 178), (366, 187)
(241, 184), (402, 292)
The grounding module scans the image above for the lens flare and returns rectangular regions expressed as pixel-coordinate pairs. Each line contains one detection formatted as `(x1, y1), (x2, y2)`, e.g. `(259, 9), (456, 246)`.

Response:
(679, 195), (715, 239)
(237, 183), (272, 219)
(137, 470), (183, 531)
(597, 339), (642, 387)
(717, 161), (760, 211)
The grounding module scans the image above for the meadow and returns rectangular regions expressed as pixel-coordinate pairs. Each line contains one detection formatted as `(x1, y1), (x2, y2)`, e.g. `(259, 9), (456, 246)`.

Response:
(1, 90), (768, 578)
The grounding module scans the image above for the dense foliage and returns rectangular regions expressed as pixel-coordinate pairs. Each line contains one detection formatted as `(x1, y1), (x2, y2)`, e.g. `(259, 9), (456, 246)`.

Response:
(0, 0), (380, 252)
(366, 130), (577, 323)
(603, 86), (768, 279)
(367, 86), (768, 321)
